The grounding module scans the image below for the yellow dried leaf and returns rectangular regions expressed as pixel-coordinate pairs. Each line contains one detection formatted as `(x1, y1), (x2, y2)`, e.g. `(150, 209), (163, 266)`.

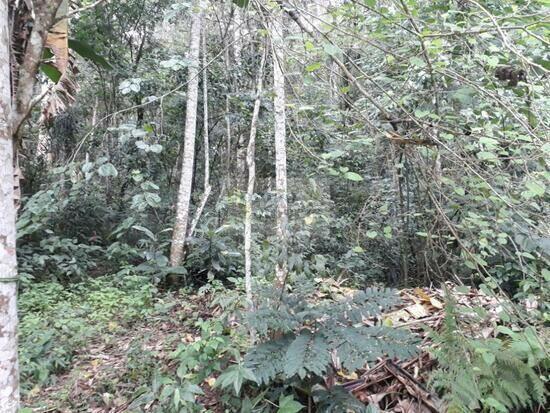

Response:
(405, 303), (430, 319)
(385, 309), (411, 322)
(413, 288), (432, 303)
(337, 370), (358, 380)
(430, 297), (443, 309)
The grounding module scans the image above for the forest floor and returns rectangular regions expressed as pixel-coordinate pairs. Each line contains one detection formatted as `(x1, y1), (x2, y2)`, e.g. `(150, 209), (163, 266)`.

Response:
(22, 290), (221, 413)
(21, 281), (506, 412)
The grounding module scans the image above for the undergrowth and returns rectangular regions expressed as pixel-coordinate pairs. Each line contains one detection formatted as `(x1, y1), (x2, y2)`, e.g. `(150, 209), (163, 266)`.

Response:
(19, 274), (156, 393)
(430, 298), (548, 413)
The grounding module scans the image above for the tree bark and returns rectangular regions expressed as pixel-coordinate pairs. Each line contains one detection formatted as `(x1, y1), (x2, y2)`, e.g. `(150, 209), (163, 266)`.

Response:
(272, 13), (289, 290)
(170, 1), (203, 267)
(11, 0), (64, 138)
(186, 27), (211, 241)
(244, 44), (267, 316)
(0, 1), (19, 410)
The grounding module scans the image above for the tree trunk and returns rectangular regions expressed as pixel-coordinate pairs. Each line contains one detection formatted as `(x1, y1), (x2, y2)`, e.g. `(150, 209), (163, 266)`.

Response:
(222, 45), (232, 198)
(244, 44), (267, 317)
(0, 1), (19, 410)
(170, 2), (203, 267)
(186, 27), (211, 241)
(0, 2), (63, 407)
(272, 13), (289, 290)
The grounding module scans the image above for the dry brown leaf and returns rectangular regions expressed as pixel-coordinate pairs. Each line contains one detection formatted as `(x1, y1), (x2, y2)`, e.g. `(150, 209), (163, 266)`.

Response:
(405, 303), (430, 319)
(429, 297), (443, 309)
(385, 309), (412, 323)
(413, 288), (432, 303)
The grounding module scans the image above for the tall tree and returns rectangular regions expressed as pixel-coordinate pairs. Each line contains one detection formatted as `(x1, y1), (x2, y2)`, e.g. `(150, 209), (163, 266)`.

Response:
(186, 28), (211, 241)
(0, 2), (19, 409)
(1, 1), (63, 409)
(271, 11), (288, 290)
(244, 42), (267, 317)
(170, 1), (203, 266)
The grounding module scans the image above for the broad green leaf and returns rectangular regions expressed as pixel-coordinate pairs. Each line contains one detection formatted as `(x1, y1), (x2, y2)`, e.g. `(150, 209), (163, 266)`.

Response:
(321, 149), (344, 159)
(149, 144), (163, 153)
(477, 151), (497, 161)
(97, 163), (118, 177)
(344, 172), (363, 182)
(525, 180), (545, 196)
(69, 38), (112, 69)
(366, 230), (377, 239)
(278, 395), (304, 413)
(409, 56), (425, 68)
(40, 63), (62, 83)
(304, 40), (315, 52)
(144, 192), (161, 207)
(217, 364), (256, 395)
(135, 140), (149, 150)
(452, 87), (475, 104)
(484, 55), (499, 67)
(132, 225), (156, 241)
(305, 62), (321, 72)
(479, 137), (498, 147)
(454, 187), (465, 196)
(232, 0), (249, 7)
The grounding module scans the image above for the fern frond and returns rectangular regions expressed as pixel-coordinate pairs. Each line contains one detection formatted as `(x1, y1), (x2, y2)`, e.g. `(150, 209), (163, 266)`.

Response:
(283, 330), (330, 379)
(312, 385), (369, 413)
(244, 335), (292, 385)
(327, 325), (418, 371)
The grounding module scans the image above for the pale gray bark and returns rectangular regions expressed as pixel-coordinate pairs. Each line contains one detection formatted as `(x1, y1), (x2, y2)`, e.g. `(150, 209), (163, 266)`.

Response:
(222, 46), (232, 197)
(186, 28), (211, 240)
(0, 1), (19, 410)
(272, 13), (289, 289)
(244, 45), (267, 313)
(170, 2), (203, 266)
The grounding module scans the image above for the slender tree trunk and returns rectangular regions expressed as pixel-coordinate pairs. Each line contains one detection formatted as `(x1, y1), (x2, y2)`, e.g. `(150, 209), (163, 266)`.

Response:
(186, 27), (211, 240)
(244, 44), (267, 316)
(0, 2), (19, 410)
(222, 45), (232, 197)
(170, 2), (203, 267)
(272, 13), (289, 290)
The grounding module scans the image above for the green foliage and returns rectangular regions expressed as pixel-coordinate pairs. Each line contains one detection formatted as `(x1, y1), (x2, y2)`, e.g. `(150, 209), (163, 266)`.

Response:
(19, 275), (155, 392)
(217, 363), (257, 395)
(277, 394), (304, 413)
(15, 0), (550, 410)
(244, 281), (418, 390)
(430, 299), (548, 412)
(68, 38), (112, 69)
(312, 385), (373, 413)
(233, 0), (249, 8)
(129, 318), (248, 412)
